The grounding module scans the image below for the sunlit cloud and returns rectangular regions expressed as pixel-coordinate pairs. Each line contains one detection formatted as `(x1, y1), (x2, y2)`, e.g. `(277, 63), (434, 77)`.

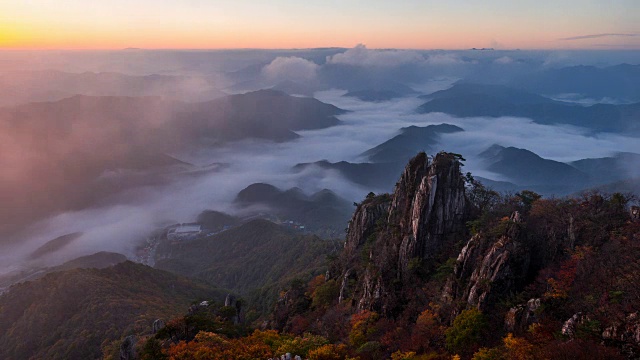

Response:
(559, 33), (638, 41)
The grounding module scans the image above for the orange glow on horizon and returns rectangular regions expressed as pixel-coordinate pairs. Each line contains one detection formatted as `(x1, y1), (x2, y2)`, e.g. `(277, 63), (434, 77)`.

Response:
(1, 1), (638, 51)
(0, 20), (636, 51)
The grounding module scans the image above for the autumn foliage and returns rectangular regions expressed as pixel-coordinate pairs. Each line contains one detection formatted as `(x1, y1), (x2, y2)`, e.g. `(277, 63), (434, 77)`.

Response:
(139, 190), (639, 360)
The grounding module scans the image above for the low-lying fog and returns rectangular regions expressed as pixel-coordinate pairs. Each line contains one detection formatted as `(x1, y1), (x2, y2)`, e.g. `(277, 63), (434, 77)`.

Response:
(1, 47), (639, 277)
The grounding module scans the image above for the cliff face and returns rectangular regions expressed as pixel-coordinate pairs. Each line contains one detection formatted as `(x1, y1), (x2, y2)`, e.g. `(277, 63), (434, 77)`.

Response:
(442, 211), (531, 312)
(335, 152), (467, 314)
(343, 196), (390, 258)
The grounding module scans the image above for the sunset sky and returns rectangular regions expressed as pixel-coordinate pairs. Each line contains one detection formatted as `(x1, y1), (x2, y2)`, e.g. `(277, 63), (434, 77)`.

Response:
(1, 0), (638, 50)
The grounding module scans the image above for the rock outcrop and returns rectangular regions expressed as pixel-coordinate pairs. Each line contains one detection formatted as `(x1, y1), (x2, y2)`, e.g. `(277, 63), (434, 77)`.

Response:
(119, 335), (136, 360)
(152, 319), (165, 334)
(562, 312), (590, 338)
(334, 152), (468, 314)
(225, 294), (243, 325)
(344, 195), (390, 258)
(443, 211), (530, 312)
(505, 298), (541, 333)
(603, 312), (640, 357)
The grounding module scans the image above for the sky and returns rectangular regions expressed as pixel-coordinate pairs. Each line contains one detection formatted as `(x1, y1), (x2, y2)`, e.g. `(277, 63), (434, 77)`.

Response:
(1, 0), (639, 50)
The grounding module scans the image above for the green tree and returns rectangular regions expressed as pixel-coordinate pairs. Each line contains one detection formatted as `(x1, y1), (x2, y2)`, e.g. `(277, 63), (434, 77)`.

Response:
(445, 309), (488, 357)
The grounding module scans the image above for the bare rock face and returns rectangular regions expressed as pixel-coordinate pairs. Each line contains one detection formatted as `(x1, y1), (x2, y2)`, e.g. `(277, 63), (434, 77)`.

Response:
(344, 196), (391, 258)
(119, 335), (136, 360)
(225, 293), (243, 324)
(152, 319), (165, 334)
(602, 312), (640, 352)
(336, 152), (468, 314)
(562, 312), (590, 338)
(443, 211), (530, 312)
(505, 298), (541, 333)
(394, 152), (467, 277)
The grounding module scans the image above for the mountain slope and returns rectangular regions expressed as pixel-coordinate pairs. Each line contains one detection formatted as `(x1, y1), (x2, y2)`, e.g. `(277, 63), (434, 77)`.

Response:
(480, 145), (587, 187)
(0, 90), (344, 237)
(293, 160), (405, 191)
(154, 219), (338, 295)
(0, 70), (226, 106)
(234, 183), (353, 235)
(0, 261), (223, 360)
(511, 64), (640, 102)
(570, 152), (640, 184)
(362, 123), (464, 163)
(417, 83), (640, 133)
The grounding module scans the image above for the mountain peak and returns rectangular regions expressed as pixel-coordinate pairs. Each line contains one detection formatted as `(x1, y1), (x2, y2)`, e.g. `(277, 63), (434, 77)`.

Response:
(337, 152), (468, 313)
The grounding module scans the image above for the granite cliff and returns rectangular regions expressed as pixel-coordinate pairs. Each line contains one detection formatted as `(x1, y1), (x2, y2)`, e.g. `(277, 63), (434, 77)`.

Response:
(330, 152), (468, 314)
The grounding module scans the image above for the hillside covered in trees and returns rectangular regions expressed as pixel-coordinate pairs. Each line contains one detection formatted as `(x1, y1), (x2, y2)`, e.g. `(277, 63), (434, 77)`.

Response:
(0, 262), (225, 360)
(1, 152), (639, 360)
(138, 152), (640, 359)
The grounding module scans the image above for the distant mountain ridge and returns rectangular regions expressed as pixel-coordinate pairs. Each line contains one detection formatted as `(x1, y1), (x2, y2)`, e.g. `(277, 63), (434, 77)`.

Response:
(234, 183), (353, 234)
(417, 83), (640, 133)
(362, 123), (464, 163)
(0, 90), (344, 237)
(510, 63), (640, 102)
(477, 145), (640, 195)
(292, 124), (463, 192)
(293, 160), (404, 190)
(0, 69), (226, 106)
(480, 145), (587, 186)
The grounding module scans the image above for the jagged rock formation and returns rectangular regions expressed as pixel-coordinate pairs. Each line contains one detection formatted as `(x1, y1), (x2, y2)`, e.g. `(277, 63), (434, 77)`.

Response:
(225, 294), (244, 325)
(505, 298), (541, 333)
(344, 195), (390, 258)
(442, 211), (530, 312)
(603, 312), (640, 355)
(562, 313), (590, 338)
(152, 319), (165, 334)
(333, 152), (468, 314)
(119, 335), (136, 360)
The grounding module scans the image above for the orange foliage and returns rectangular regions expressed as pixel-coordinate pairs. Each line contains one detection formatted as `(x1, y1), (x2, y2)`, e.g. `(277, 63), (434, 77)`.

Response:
(308, 274), (327, 295)
(411, 309), (445, 352)
(308, 344), (348, 360)
(167, 330), (274, 360)
(349, 310), (379, 347)
(545, 247), (592, 299)
(503, 333), (534, 360)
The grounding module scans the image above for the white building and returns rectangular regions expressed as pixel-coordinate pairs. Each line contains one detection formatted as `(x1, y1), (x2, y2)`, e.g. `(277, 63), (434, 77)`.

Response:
(167, 224), (202, 241)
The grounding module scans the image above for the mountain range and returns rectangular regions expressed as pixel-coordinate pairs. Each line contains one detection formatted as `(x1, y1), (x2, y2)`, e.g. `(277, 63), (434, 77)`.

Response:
(0, 90), (344, 237)
(510, 63), (640, 102)
(0, 70), (226, 106)
(417, 83), (640, 133)
(234, 183), (353, 235)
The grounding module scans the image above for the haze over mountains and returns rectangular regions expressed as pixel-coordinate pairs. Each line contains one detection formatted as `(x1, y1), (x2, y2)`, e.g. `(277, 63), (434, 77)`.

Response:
(0, 46), (639, 359)
(0, 89), (343, 238)
(417, 82), (640, 133)
(0, 47), (638, 311)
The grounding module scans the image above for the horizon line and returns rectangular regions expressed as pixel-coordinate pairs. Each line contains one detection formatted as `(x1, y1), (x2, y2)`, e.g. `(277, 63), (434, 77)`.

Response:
(2, 46), (640, 52)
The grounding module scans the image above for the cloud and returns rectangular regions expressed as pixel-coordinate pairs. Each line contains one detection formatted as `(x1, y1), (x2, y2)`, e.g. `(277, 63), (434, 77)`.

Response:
(326, 44), (425, 67)
(494, 56), (514, 64)
(424, 53), (468, 65)
(559, 33), (637, 41)
(261, 56), (319, 82)
(3, 51), (640, 279)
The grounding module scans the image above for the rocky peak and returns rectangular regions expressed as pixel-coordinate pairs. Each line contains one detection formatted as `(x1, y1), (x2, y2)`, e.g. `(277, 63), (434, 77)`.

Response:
(335, 152), (468, 314)
(395, 152), (467, 276)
